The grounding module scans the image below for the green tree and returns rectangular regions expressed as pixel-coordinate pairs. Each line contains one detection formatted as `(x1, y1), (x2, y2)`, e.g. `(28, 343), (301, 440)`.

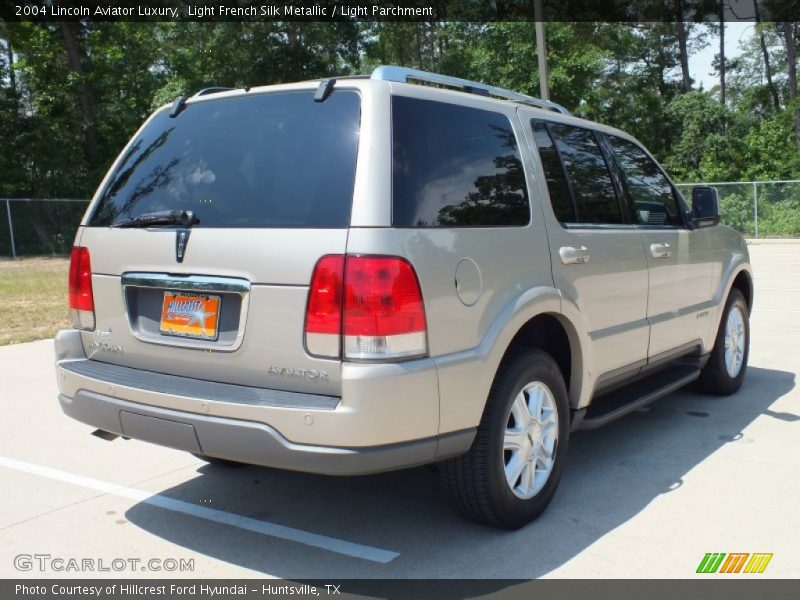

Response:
(2, 18), (799, 211)
(663, 91), (740, 181)
(741, 106), (800, 179)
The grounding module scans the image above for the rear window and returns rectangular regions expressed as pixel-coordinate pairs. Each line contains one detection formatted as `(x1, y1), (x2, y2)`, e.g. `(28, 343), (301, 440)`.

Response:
(391, 96), (530, 228)
(89, 91), (360, 228)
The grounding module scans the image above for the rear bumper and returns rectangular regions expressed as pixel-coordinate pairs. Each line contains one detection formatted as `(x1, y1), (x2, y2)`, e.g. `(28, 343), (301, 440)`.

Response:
(58, 390), (472, 475)
(54, 330), (474, 475)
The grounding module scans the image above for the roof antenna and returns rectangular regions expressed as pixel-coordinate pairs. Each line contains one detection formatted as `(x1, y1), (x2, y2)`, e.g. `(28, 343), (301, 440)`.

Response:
(314, 79), (335, 102)
(169, 95), (187, 118)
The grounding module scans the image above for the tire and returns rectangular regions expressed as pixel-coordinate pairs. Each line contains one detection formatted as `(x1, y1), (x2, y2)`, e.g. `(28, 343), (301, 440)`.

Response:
(440, 349), (570, 529)
(192, 454), (246, 468)
(696, 288), (749, 396)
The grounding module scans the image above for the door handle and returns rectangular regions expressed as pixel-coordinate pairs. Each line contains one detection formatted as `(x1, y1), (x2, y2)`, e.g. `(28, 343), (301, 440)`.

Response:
(650, 242), (672, 258)
(559, 245), (590, 265)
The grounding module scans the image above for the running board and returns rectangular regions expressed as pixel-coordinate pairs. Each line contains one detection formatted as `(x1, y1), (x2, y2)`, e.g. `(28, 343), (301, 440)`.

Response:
(578, 365), (701, 430)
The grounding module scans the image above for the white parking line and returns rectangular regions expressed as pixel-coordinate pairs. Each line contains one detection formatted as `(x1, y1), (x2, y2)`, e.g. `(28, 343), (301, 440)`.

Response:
(0, 456), (399, 564)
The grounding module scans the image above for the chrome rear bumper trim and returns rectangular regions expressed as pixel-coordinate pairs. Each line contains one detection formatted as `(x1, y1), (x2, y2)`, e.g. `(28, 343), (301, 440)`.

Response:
(121, 272), (250, 294)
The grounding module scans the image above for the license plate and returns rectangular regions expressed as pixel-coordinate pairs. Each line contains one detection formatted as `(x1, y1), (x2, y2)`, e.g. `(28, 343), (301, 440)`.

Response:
(159, 292), (221, 341)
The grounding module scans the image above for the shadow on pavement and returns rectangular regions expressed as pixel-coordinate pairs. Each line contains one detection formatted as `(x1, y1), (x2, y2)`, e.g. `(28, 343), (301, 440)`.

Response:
(125, 366), (794, 581)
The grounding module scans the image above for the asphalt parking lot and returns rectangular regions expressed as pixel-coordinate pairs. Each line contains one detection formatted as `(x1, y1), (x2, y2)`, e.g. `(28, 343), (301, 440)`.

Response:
(0, 242), (798, 579)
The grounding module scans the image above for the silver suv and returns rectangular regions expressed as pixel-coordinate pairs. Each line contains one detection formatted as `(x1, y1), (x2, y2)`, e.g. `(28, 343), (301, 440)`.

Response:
(55, 66), (753, 529)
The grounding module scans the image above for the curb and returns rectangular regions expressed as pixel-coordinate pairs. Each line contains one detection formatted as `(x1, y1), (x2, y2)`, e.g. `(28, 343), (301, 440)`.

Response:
(745, 239), (800, 245)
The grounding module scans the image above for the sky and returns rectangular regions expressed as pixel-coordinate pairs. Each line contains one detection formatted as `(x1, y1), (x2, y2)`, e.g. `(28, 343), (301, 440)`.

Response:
(689, 21), (754, 91)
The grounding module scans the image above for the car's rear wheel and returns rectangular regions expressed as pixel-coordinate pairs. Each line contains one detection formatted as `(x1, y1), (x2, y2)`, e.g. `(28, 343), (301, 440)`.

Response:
(440, 349), (570, 529)
(696, 288), (749, 396)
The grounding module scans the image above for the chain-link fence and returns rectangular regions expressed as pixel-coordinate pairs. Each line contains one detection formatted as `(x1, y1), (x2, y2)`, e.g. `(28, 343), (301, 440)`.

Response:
(2, 183), (799, 257)
(675, 180), (800, 238)
(1, 199), (89, 258)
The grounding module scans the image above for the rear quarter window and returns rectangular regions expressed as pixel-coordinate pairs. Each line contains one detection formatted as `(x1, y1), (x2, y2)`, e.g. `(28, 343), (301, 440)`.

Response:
(391, 96), (530, 228)
(89, 90), (360, 229)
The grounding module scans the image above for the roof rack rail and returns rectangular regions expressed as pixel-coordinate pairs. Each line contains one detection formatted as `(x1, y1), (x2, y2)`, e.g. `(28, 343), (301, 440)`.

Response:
(193, 87), (235, 98)
(370, 65), (570, 115)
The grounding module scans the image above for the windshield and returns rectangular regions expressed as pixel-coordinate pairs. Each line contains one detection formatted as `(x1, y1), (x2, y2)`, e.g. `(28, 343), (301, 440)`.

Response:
(89, 90), (360, 228)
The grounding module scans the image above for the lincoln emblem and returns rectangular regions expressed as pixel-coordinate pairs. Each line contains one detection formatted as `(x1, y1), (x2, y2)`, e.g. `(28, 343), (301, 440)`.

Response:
(175, 229), (190, 262)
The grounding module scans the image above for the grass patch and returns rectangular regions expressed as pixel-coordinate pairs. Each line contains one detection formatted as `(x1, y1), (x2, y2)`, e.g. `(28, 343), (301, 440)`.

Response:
(0, 256), (70, 345)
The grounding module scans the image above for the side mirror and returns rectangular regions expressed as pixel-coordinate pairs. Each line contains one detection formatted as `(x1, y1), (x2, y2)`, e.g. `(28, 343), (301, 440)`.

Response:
(691, 186), (721, 228)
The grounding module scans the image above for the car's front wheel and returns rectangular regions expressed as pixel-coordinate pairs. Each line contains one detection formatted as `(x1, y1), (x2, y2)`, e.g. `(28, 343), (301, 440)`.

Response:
(696, 288), (750, 396)
(440, 349), (570, 529)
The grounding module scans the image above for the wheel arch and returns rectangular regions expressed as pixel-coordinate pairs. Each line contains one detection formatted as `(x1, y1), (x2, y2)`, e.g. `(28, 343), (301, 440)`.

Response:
(709, 259), (754, 348)
(435, 286), (589, 435)
(499, 313), (584, 409)
(730, 269), (753, 314)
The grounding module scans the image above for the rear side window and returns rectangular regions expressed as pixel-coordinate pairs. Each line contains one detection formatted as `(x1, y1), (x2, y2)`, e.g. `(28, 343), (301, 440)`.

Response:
(606, 135), (681, 227)
(531, 121), (576, 222)
(547, 123), (623, 225)
(392, 96), (530, 228)
(90, 91), (360, 228)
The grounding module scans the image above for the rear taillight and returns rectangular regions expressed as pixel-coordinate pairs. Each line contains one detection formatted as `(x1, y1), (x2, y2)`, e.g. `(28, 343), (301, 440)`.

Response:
(305, 255), (428, 360)
(305, 255), (345, 357)
(68, 246), (95, 331)
(343, 256), (427, 359)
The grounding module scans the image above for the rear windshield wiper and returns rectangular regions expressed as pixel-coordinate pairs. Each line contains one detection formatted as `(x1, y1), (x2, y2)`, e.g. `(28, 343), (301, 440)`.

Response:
(111, 210), (198, 228)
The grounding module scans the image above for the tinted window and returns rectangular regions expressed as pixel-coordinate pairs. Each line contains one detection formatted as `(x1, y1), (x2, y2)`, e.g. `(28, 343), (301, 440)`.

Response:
(531, 120), (576, 222)
(392, 97), (529, 227)
(548, 123), (623, 224)
(90, 91), (360, 228)
(606, 135), (681, 226)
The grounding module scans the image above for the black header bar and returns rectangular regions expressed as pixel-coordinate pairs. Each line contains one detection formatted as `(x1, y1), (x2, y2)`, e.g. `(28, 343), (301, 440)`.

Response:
(2, 0), (799, 23)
